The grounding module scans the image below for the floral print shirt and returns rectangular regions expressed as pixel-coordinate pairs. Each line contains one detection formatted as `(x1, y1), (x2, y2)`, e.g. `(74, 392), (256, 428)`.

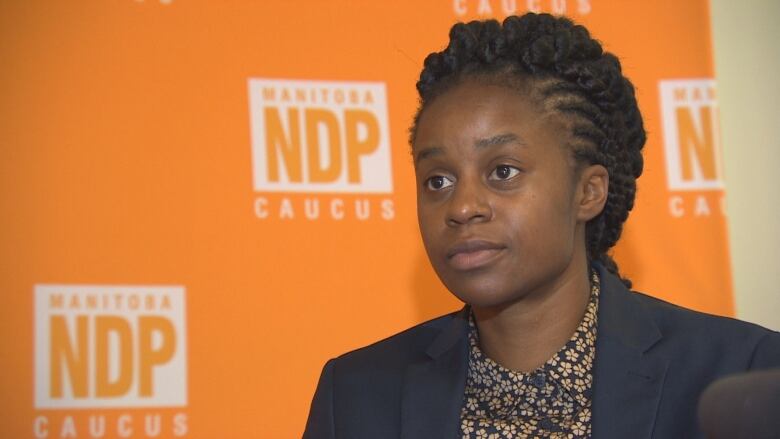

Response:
(460, 272), (600, 438)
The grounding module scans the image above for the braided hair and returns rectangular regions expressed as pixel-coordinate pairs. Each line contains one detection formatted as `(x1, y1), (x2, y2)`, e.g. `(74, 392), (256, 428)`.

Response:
(411, 13), (646, 287)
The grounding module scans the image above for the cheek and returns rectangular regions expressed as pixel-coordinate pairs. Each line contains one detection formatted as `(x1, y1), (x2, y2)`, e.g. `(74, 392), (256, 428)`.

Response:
(503, 194), (575, 251)
(541, 198), (580, 258)
(416, 206), (440, 250)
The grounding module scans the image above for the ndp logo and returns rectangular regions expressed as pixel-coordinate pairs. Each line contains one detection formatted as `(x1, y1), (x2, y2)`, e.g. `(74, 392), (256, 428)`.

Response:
(660, 79), (726, 218)
(659, 79), (724, 191)
(34, 285), (187, 409)
(248, 78), (393, 193)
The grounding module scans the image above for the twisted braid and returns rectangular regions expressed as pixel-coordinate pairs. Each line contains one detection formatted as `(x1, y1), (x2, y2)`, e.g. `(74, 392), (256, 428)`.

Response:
(412, 13), (646, 287)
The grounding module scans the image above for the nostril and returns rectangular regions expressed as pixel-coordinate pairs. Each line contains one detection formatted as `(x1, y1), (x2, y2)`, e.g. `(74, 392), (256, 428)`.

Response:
(443, 183), (492, 225)
(445, 204), (491, 226)
(446, 217), (463, 227)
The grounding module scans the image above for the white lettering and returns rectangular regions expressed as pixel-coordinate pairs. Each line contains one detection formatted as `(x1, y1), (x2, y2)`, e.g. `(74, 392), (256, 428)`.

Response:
(253, 197), (395, 221)
(61, 416), (76, 438)
(670, 196), (684, 217)
(145, 414), (161, 437)
(381, 199), (395, 221)
(279, 198), (295, 219)
(89, 415), (106, 438)
(334, 89), (345, 104)
(577, 0), (591, 14)
(254, 197), (269, 219)
(117, 414), (132, 438)
(31, 412), (189, 438)
(501, 0), (517, 14)
(331, 199), (345, 220)
(355, 199), (370, 220)
(304, 198), (320, 220)
(695, 196), (711, 216)
(173, 413), (188, 437)
(551, 0), (566, 14)
(668, 195), (727, 218)
(478, 0), (492, 14)
(454, 0), (467, 15)
(128, 294), (140, 310)
(449, 0), (593, 17)
(33, 416), (48, 438)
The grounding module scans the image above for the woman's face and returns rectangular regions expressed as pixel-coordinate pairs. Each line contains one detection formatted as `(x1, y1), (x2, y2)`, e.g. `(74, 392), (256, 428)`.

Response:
(413, 80), (599, 308)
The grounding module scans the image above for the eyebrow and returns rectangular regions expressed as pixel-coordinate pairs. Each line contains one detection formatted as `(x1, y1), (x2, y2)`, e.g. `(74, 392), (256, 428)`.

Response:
(414, 147), (443, 164)
(475, 133), (524, 149)
(414, 133), (525, 165)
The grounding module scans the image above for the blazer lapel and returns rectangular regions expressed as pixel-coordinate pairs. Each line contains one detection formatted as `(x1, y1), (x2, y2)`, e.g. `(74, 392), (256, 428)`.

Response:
(400, 309), (469, 439)
(592, 266), (669, 439)
(399, 267), (669, 439)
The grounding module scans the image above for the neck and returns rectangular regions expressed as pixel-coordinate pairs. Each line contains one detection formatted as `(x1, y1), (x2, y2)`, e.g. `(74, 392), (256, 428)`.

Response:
(471, 257), (592, 372)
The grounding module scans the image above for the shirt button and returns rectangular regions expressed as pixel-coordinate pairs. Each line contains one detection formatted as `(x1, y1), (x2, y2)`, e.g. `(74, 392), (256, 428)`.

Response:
(530, 372), (546, 389)
(538, 417), (555, 430)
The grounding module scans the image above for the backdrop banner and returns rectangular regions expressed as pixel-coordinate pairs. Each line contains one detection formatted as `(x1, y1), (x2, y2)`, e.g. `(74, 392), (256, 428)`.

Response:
(0, 1), (732, 437)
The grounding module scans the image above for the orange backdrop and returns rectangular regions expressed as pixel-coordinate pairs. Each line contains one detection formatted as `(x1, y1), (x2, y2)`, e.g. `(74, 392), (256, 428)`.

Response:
(0, 1), (731, 438)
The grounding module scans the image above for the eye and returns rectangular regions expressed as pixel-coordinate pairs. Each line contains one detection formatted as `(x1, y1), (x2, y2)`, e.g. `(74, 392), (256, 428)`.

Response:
(425, 175), (454, 191)
(489, 165), (520, 181)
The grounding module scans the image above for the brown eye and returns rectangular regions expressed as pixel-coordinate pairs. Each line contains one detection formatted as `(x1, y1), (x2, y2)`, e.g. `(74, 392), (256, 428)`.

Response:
(426, 175), (454, 191)
(489, 165), (520, 181)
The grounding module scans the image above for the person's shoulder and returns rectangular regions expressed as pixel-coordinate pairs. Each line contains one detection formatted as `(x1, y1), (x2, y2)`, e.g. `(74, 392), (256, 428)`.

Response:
(631, 290), (780, 367)
(631, 290), (770, 334)
(330, 309), (462, 372)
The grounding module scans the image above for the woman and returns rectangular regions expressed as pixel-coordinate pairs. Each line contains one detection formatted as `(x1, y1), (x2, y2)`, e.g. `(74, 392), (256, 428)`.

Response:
(303, 13), (780, 439)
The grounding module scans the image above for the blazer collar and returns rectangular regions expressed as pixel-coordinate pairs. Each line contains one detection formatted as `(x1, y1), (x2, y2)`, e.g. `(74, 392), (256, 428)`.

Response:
(401, 308), (469, 439)
(591, 263), (668, 439)
(400, 264), (670, 439)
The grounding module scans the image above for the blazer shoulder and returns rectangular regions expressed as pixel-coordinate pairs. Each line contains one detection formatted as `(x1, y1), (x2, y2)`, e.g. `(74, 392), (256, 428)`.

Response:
(331, 309), (462, 372)
(630, 290), (772, 333)
(630, 290), (780, 367)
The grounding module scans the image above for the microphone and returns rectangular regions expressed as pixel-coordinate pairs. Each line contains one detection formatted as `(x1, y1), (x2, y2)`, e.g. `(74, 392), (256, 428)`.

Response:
(697, 369), (780, 439)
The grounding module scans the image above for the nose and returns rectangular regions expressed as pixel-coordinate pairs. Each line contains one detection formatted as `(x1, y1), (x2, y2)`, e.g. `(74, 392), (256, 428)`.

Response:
(446, 177), (492, 227)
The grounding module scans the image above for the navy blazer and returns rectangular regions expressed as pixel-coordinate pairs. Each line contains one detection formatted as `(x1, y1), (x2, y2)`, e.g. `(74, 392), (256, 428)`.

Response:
(303, 265), (780, 438)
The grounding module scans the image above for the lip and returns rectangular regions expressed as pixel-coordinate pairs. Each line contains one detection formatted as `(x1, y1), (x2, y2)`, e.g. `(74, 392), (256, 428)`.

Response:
(446, 239), (506, 271)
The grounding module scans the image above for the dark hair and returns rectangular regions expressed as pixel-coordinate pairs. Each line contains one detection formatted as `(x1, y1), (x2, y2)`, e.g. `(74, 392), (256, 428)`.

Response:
(411, 13), (645, 287)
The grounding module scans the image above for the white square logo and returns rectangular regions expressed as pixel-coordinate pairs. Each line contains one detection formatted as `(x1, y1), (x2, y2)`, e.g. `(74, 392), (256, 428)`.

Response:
(34, 285), (187, 409)
(248, 78), (393, 193)
(659, 79), (724, 191)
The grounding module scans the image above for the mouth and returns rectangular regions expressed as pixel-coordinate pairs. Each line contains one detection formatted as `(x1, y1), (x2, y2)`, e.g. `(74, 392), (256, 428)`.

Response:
(446, 239), (506, 271)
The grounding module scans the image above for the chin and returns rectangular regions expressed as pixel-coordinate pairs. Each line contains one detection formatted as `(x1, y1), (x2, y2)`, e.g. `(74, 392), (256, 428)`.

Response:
(444, 279), (519, 309)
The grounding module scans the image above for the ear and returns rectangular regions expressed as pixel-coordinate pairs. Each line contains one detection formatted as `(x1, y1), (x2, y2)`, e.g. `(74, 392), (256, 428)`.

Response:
(576, 164), (609, 222)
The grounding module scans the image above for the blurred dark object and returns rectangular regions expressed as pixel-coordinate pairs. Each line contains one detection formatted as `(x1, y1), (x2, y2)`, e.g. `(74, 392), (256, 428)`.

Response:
(698, 369), (780, 439)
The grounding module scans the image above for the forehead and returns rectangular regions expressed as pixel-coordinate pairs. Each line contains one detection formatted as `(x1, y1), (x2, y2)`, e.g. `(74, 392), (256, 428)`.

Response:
(413, 80), (570, 159)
